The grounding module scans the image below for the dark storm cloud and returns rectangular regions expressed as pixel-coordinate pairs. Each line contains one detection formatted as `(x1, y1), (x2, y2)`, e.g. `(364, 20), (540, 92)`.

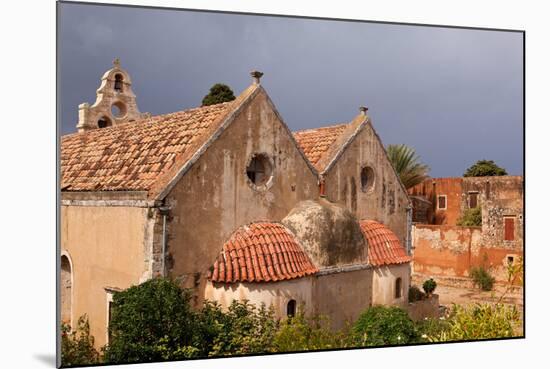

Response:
(58, 3), (523, 177)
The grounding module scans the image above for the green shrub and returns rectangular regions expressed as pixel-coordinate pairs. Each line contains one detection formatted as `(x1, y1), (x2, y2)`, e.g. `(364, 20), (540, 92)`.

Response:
(427, 303), (521, 341)
(457, 207), (482, 226)
(102, 278), (198, 364)
(470, 266), (495, 291)
(422, 278), (437, 296)
(206, 300), (278, 356)
(61, 315), (100, 366)
(350, 306), (418, 346)
(274, 310), (348, 352)
(408, 285), (425, 302)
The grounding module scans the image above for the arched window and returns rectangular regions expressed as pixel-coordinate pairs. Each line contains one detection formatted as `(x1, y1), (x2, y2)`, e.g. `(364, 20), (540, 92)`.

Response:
(97, 116), (112, 129)
(61, 255), (72, 324)
(114, 73), (124, 92)
(287, 299), (297, 318)
(395, 277), (402, 299)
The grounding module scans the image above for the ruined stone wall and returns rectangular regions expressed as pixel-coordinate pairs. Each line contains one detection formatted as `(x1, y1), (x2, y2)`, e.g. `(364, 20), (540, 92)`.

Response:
(323, 123), (410, 245)
(408, 177), (462, 225)
(412, 224), (522, 283)
(60, 204), (153, 348)
(165, 88), (319, 306)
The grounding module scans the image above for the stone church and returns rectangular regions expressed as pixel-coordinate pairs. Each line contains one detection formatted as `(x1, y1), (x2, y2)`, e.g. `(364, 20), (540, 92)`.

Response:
(60, 60), (412, 347)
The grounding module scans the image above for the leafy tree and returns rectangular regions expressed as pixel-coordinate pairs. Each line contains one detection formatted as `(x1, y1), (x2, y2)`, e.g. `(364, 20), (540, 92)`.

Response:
(463, 160), (507, 177)
(201, 83), (236, 106)
(350, 306), (418, 346)
(386, 144), (430, 189)
(61, 315), (100, 366)
(457, 207), (482, 226)
(103, 278), (198, 364)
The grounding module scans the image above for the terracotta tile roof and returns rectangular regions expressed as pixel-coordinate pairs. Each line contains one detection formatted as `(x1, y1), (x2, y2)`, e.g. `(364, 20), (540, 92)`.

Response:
(359, 220), (412, 266)
(293, 123), (349, 170)
(61, 102), (233, 194)
(209, 222), (319, 283)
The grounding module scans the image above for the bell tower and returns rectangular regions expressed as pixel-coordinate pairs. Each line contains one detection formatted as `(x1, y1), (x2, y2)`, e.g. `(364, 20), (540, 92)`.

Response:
(76, 58), (149, 133)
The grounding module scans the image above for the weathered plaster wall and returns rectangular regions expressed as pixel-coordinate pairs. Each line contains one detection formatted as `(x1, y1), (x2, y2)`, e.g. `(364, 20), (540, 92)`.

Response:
(412, 224), (522, 283)
(204, 277), (315, 319)
(323, 123), (409, 245)
(165, 88), (319, 306)
(371, 263), (410, 306)
(60, 205), (152, 348)
(205, 267), (375, 330)
(313, 268), (374, 330)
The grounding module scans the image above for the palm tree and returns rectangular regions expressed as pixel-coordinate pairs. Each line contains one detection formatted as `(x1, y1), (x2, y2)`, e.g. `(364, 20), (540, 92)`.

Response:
(386, 144), (430, 189)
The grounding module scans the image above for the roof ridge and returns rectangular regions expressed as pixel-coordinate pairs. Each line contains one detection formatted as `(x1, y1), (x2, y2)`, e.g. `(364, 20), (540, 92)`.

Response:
(293, 121), (350, 134)
(61, 101), (232, 139)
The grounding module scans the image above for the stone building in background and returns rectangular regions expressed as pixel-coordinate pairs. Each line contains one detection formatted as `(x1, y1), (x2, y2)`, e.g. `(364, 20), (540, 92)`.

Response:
(60, 61), (411, 347)
(408, 176), (524, 285)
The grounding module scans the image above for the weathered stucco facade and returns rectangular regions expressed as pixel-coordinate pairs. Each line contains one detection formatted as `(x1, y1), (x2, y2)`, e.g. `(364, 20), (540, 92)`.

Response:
(162, 87), (319, 304)
(321, 121), (411, 246)
(60, 64), (412, 348)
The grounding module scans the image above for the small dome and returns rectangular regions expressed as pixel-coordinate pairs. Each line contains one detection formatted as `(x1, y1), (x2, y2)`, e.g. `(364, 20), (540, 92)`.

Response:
(209, 222), (318, 283)
(282, 200), (367, 267)
(359, 220), (411, 266)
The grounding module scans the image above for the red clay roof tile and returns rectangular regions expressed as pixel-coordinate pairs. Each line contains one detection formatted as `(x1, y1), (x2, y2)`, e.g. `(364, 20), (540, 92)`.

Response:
(292, 123), (349, 171)
(61, 102), (232, 194)
(359, 220), (412, 267)
(209, 222), (318, 283)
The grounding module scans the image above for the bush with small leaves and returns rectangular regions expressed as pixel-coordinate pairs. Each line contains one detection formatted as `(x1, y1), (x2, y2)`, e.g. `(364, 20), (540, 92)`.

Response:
(61, 315), (100, 366)
(470, 266), (495, 291)
(350, 306), (419, 346)
(422, 278), (437, 296)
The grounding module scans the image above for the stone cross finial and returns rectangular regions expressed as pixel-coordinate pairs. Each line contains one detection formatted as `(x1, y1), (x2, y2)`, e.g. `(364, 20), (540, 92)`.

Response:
(359, 106), (368, 115)
(250, 70), (264, 85)
(113, 58), (120, 67)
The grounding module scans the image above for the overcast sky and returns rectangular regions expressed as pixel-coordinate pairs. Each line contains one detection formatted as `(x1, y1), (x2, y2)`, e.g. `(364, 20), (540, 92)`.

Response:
(58, 3), (523, 177)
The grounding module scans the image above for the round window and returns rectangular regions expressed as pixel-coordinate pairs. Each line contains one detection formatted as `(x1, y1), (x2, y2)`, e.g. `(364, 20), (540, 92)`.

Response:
(360, 166), (375, 192)
(246, 153), (273, 188)
(111, 101), (127, 118)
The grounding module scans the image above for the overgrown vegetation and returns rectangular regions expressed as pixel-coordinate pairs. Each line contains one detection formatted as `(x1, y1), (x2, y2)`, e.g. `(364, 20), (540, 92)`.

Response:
(61, 315), (100, 367)
(201, 83), (236, 106)
(386, 144), (430, 189)
(470, 265), (496, 291)
(457, 206), (482, 226)
(425, 303), (521, 341)
(422, 278), (437, 296)
(463, 160), (507, 177)
(62, 277), (523, 366)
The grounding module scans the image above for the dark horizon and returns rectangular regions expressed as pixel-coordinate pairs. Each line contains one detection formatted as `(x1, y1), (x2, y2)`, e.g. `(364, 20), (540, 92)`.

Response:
(58, 3), (523, 177)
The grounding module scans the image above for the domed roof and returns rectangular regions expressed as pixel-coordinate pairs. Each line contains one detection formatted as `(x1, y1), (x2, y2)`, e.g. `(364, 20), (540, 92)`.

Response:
(209, 222), (318, 283)
(359, 220), (411, 266)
